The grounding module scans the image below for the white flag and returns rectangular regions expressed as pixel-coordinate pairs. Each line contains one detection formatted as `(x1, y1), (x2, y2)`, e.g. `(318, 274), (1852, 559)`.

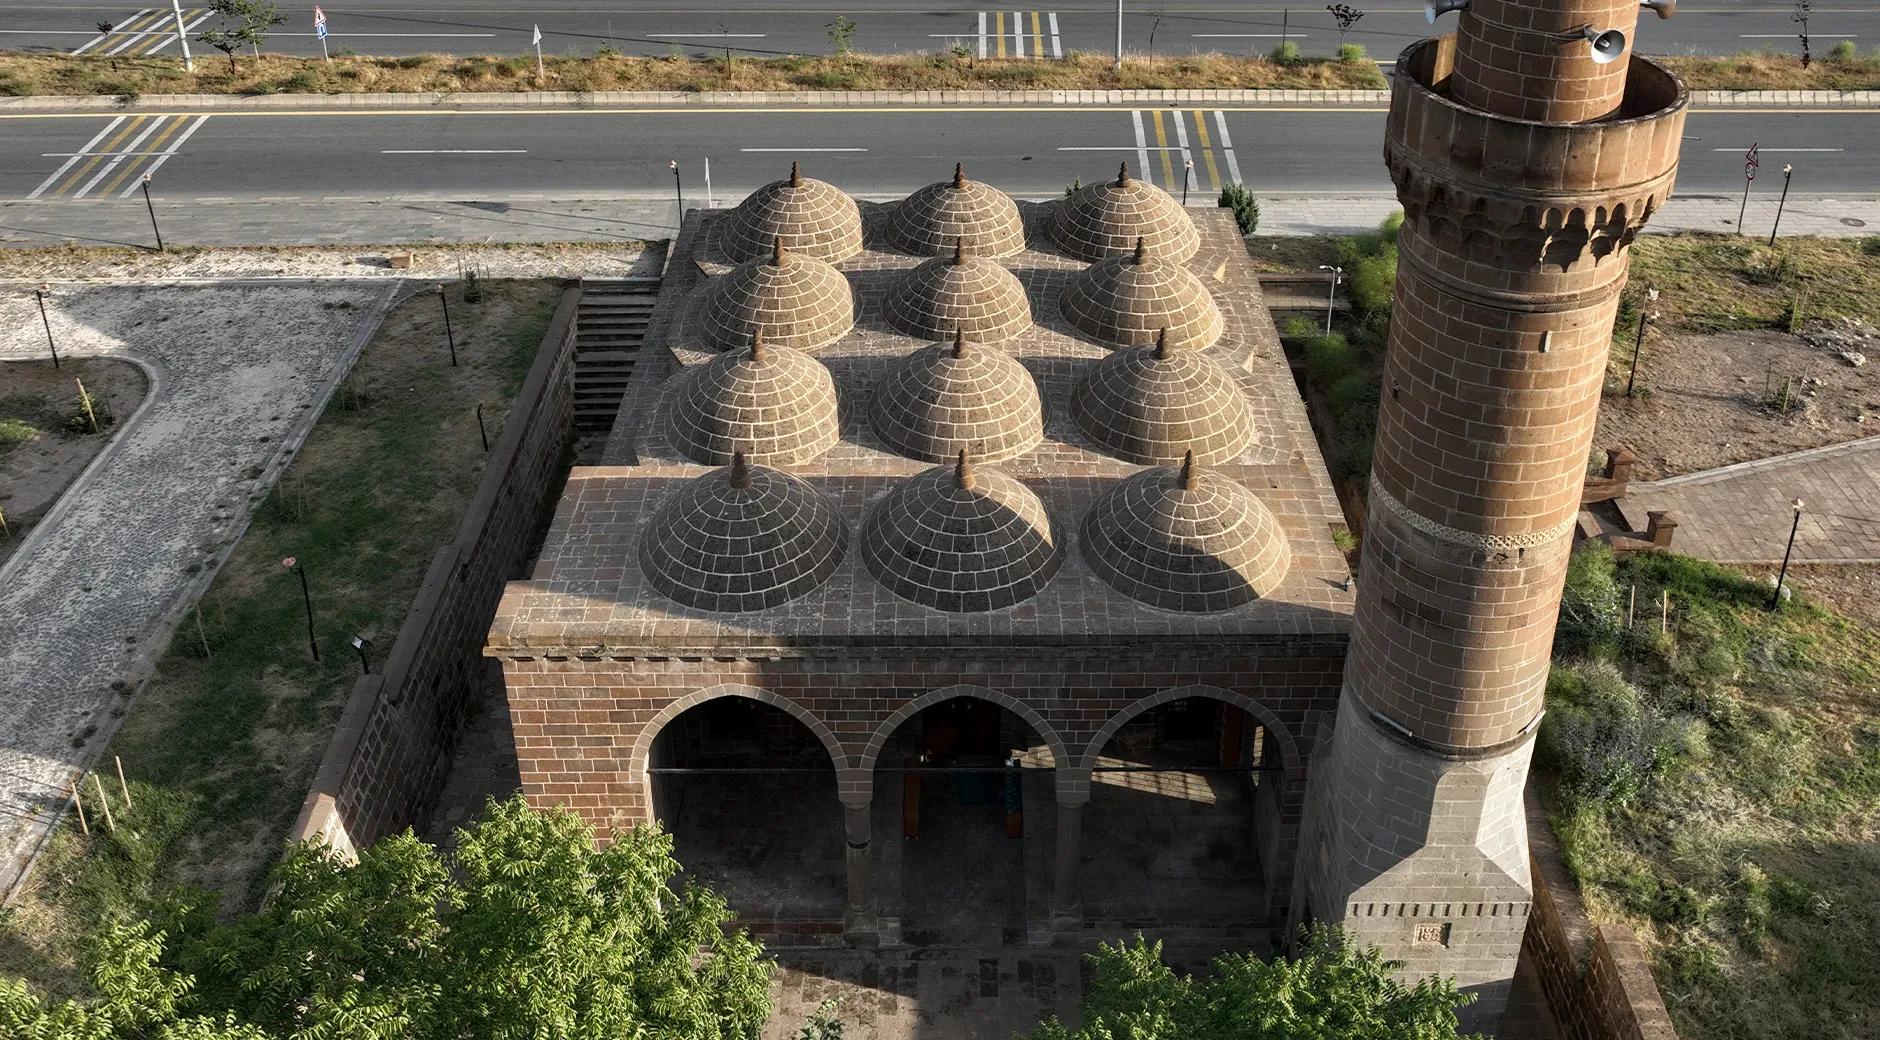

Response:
(532, 24), (542, 46)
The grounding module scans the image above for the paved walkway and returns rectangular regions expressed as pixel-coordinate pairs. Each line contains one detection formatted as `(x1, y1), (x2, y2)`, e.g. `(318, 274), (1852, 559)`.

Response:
(0, 281), (397, 895)
(4, 195), (1876, 251)
(1620, 434), (1880, 564)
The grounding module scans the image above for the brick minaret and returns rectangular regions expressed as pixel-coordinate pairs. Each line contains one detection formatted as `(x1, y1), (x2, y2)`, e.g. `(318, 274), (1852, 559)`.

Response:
(1304, 1), (1686, 1028)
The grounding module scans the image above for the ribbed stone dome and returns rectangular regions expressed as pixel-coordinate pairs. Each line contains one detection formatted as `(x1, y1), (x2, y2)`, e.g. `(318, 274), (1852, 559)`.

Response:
(871, 331), (1044, 463)
(639, 453), (849, 612)
(861, 452), (1061, 613)
(884, 241), (1034, 343)
(1060, 238), (1223, 350)
(885, 163), (1027, 258)
(1051, 163), (1200, 263)
(721, 162), (863, 264)
(667, 331), (840, 465)
(698, 240), (855, 352)
(1070, 331), (1253, 465)
(1082, 452), (1291, 612)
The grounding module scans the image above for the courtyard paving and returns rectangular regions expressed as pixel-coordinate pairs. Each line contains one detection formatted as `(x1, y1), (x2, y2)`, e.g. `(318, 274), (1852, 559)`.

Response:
(1620, 434), (1880, 563)
(0, 280), (398, 894)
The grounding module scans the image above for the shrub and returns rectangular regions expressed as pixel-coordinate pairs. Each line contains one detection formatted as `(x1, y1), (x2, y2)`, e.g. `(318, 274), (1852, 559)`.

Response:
(1541, 660), (1677, 804)
(0, 74), (28, 98)
(1302, 334), (1354, 387)
(1558, 542), (1625, 652)
(394, 54), (433, 69)
(1278, 315), (1316, 339)
(1346, 244), (1398, 319)
(1337, 42), (1368, 64)
(1742, 245), (1798, 286)
(1270, 41), (1301, 65)
(1218, 183), (1259, 234)
(1327, 372), (1377, 413)
(1830, 39), (1858, 61)
(0, 418), (41, 449)
(797, 69), (859, 89)
(1864, 236), (1880, 257)
(280, 69), (317, 92)
(1378, 210), (1404, 243)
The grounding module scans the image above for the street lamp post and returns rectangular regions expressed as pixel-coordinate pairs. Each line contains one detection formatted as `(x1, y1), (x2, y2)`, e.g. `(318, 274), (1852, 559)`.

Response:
(140, 174), (163, 252)
(34, 284), (60, 370)
(350, 635), (371, 675)
(1625, 287), (1659, 397)
(670, 159), (684, 224)
(1768, 164), (1794, 247)
(437, 283), (458, 367)
(283, 557), (320, 661)
(1769, 498), (1804, 610)
(1182, 157), (1194, 205)
(1317, 265), (1343, 335)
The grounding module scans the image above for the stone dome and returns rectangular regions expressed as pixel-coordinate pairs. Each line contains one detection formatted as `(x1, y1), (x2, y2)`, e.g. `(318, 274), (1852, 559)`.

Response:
(698, 239), (855, 352)
(861, 452), (1061, 613)
(1082, 452), (1291, 612)
(1051, 163), (1200, 263)
(1060, 238), (1223, 350)
(870, 331), (1044, 463)
(885, 163), (1027, 258)
(1070, 331), (1253, 465)
(720, 162), (863, 264)
(666, 331), (840, 466)
(883, 241), (1034, 343)
(639, 453), (849, 613)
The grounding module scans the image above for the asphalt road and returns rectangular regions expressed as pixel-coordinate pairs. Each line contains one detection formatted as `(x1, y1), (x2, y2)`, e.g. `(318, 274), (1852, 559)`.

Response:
(1, 2), (1872, 61)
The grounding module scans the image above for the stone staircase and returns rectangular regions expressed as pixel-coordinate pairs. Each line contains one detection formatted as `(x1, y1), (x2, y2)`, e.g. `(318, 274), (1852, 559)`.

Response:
(573, 276), (661, 435)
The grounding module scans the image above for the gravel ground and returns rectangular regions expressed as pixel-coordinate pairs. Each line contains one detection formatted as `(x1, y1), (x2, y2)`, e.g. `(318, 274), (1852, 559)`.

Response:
(0, 243), (654, 283)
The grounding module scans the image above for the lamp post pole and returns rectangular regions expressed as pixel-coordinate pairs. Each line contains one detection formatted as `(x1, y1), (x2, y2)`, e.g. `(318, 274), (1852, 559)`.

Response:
(35, 284), (60, 370)
(670, 159), (683, 224)
(1114, 0), (1123, 69)
(284, 557), (320, 661)
(1768, 164), (1794, 247)
(1626, 311), (1650, 396)
(140, 174), (163, 252)
(1769, 499), (1803, 611)
(437, 283), (458, 367)
(1317, 265), (1342, 335)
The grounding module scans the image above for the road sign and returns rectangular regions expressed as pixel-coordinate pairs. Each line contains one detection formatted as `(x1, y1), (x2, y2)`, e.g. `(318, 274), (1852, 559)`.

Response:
(313, 5), (327, 39)
(1745, 141), (1760, 180)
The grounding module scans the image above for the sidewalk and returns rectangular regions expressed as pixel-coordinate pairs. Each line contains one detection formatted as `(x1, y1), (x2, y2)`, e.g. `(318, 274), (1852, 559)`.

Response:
(1, 87), (1874, 115)
(1620, 435), (1880, 564)
(4, 195), (1876, 252)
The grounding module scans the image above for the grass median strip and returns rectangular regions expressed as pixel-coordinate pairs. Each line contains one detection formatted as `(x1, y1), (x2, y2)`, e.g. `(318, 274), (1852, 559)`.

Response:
(0, 278), (561, 999)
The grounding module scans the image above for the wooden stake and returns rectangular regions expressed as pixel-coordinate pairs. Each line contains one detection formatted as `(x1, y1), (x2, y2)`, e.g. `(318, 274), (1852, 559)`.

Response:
(195, 606), (211, 658)
(72, 787), (90, 836)
(75, 378), (100, 433)
(1628, 584), (1637, 628)
(115, 756), (133, 810)
(91, 774), (116, 834)
(1661, 589), (1669, 633)
(0, 504), (8, 539)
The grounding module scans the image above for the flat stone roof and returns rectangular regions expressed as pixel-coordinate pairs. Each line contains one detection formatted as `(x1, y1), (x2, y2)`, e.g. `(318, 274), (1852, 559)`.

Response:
(488, 201), (1354, 657)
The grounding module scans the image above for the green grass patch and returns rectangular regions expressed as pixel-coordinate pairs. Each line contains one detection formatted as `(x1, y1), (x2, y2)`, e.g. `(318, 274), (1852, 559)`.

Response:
(0, 280), (562, 998)
(0, 418), (40, 451)
(1544, 544), (1880, 1039)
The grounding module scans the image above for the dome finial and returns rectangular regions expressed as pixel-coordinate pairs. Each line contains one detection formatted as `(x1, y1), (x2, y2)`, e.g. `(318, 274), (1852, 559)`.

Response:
(771, 236), (788, 267)
(951, 327), (969, 358)
(789, 161), (803, 187)
(1117, 162), (1131, 186)
(955, 449), (976, 490)
(1179, 449), (1198, 490)
(954, 162), (967, 188)
(1154, 328), (1171, 360)
(749, 328), (766, 363)
(729, 449), (752, 489)
(1133, 236), (1148, 265)
(952, 236), (966, 266)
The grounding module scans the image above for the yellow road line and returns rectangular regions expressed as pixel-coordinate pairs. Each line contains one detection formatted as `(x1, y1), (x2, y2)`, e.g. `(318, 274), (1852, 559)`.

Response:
(99, 115), (187, 198)
(1192, 110), (1222, 192)
(1031, 11), (1044, 60)
(53, 115), (149, 197)
(1151, 109), (1174, 186)
(995, 12), (1007, 58)
(110, 10), (169, 55)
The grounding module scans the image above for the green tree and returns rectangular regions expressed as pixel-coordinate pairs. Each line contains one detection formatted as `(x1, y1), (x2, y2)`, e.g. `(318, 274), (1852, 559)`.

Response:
(1023, 927), (1482, 1040)
(197, 0), (285, 75)
(0, 796), (773, 1039)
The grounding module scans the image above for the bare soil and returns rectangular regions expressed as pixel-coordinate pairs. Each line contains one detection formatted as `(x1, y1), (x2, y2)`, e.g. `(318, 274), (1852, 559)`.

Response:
(1594, 327), (1880, 479)
(0, 242), (655, 283)
(0, 357), (147, 568)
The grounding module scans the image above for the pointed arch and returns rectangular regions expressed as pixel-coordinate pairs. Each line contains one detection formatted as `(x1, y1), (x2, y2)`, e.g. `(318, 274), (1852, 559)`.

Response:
(628, 683), (847, 784)
(1077, 685), (1302, 775)
(858, 684), (1068, 774)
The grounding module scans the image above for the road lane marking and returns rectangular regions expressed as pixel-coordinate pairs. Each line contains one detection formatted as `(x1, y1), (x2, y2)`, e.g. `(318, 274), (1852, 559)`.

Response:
(105, 9), (193, 56)
(740, 147), (868, 152)
(995, 11), (1006, 57)
(1131, 110), (1152, 182)
(1151, 109), (1175, 186)
(644, 33), (769, 38)
(27, 117), (126, 199)
(979, 11), (988, 59)
(10, 107), (1870, 122)
(123, 115), (210, 194)
(1710, 147), (1844, 151)
(381, 148), (531, 153)
(96, 113), (192, 198)
(51, 116), (148, 197)
(1011, 11), (1024, 57)
(1213, 110), (1243, 187)
(73, 115), (168, 199)
(71, 9), (150, 54)
(134, 10), (209, 56)
(1192, 110), (1222, 192)
(1192, 34), (1308, 38)
(1741, 34), (1856, 38)
(1049, 13), (1063, 59)
(267, 32), (498, 38)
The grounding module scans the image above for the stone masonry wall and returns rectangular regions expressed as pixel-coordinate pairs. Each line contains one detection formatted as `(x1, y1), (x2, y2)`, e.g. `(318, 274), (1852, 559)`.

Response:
(289, 286), (581, 855)
(495, 649), (1343, 922)
(1523, 790), (1681, 1040)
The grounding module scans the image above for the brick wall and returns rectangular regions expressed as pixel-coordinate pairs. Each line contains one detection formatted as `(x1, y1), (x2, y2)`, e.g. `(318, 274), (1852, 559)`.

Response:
(289, 286), (582, 856)
(495, 649), (1343, 922)
(1522, 789), (1681, 1040)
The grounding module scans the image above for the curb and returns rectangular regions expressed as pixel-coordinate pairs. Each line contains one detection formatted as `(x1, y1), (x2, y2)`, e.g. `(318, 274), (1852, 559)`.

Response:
(2, 87), (1875, 113)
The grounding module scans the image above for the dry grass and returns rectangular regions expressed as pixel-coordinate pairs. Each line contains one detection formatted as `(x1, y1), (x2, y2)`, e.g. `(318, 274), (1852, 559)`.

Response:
(0, 279), (561, 998)
(0, 50), (1385, 98)
(1661, 52), (1880, 91)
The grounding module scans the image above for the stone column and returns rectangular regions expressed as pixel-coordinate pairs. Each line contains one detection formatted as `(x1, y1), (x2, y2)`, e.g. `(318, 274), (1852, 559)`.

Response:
(1050, 794), (1086, 926)
(842, 799), (876, 938)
